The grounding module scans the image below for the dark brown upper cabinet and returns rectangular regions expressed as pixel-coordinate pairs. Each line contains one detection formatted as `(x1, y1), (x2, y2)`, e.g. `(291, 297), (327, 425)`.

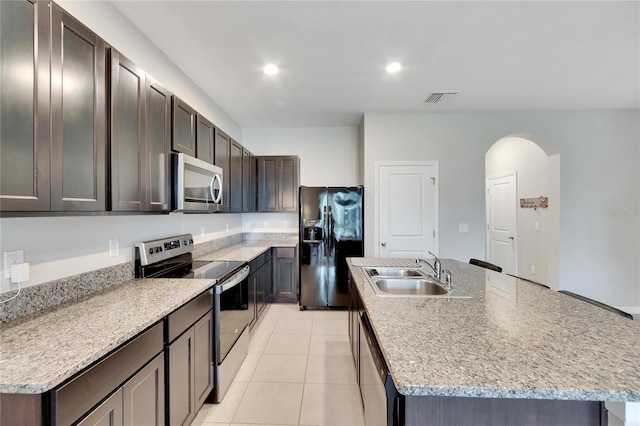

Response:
(229, 139), (243, 213)
(110, 49), (171, 212)
(50, 3), (107, 212)
(214, 128), (230, 212)
(257, 156), (299, 213)
(145, 77), (172, 212)
(196, 115), (215, 164)
(242, 147), (255, 212)
(171, 96), (196, 157)
(1, 1), (107, 213)
(0, 0), (50, 211)
(109, 49), (145, 212)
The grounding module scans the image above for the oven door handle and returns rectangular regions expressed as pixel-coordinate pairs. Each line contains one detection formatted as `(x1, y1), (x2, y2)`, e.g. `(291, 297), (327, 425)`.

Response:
(216, 265), (250, 294)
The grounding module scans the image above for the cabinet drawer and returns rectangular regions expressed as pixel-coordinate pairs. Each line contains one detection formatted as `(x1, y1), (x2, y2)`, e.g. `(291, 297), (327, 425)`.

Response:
(276, 247), (294, 258)
(167, 289), (213, 342)
(51, 322), (163, 426)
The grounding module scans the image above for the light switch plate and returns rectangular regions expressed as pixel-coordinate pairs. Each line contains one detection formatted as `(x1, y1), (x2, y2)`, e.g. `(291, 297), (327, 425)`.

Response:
(458, 223), (469, 233)
(3, 250), (24, 279)
(109, 239), (119, 257)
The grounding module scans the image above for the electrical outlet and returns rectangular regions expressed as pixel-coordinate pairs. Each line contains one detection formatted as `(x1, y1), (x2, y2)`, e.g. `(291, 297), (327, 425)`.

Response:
(458, 223), (469, 233)
(200, 227), (206, 237)
(225, 224), (229, 231)
(109, 239), (119, 257)
(3, 250), (24, 279)
(531, 265), (536, 275)
(534, 222), (540, 231)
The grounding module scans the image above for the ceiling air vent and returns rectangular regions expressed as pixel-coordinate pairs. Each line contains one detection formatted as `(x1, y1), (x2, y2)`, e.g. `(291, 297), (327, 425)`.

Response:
(424, 92), (458, 104)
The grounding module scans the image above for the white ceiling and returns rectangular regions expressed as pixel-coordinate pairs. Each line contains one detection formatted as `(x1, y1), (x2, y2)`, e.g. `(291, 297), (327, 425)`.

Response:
(112, 1), (640, 128)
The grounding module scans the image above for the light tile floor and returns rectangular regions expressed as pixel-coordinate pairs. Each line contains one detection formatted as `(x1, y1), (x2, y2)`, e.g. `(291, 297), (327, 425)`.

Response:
(193, 304), (363, 426)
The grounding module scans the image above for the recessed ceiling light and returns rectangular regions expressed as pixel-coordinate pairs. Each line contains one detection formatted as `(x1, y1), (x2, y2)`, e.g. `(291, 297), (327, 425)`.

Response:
(263, 64), (279, 76)
(385, 62), (402, 73)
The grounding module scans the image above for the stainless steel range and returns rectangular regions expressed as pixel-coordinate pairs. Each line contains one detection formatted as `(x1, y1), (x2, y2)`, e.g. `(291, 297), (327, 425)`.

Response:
(135, 234), (250, 403)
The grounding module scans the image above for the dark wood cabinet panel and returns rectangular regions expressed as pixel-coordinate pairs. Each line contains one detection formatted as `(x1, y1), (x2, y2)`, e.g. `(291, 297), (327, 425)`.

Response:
(109, 50), (145, 212)
(257, 156), (299, 212)
(229, 139), (243, 212)
(0, 0), (50, 211)
(50, 3), (106, 211)
(196, 115), (215, 164)
(168, 328), (195, 426)
(278, 157), (298, 212)
(171, 96), (196, 157)
(145, 77), (171, 212)
(110, 51), (171, 212)
(257, 157), (278, 212)
(214, 129), (230, 212)
(122, 353), (165, 426)
(242, 148), (254, 212)
(272, 247), (297, 303)
(193, 313), (213, 408)
(77, 389), (123, 426)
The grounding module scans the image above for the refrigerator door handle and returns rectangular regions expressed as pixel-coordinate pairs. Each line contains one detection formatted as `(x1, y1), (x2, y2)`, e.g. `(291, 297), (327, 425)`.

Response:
(323, 206), (329, 257)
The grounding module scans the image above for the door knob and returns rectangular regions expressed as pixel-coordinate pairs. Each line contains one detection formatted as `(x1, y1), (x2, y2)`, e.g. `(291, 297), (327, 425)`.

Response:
(508, 236), (514, 240)
(381, 242), (387, 247)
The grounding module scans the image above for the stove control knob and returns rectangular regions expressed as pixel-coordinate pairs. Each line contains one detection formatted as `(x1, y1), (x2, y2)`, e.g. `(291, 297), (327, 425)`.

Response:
(149, 248), (154, 254)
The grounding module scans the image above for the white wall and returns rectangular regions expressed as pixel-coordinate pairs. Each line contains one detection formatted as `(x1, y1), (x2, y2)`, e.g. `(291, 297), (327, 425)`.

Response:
(56, 0), (241, 140)
(363, 110), (640, 312)
(242, 127), (361, 186)
(0, 214), (243, 292)
(486, 137), (551, 286)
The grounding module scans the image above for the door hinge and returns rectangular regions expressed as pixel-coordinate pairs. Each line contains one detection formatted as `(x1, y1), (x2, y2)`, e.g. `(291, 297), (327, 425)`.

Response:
(433, 230), (436, 237)
(431, 177), (436, 185)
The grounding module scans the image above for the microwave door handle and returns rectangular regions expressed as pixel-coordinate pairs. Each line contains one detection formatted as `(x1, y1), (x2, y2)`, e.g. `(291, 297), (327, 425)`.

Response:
(210, 174), (222, 204)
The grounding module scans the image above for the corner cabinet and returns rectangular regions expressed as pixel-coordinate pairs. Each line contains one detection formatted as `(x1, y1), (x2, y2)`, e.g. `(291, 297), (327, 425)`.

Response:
(196, 114), (215, 165)
(242, 148), (255, 212)
(1, 1), (108, 213)
(257, 156), (299, 212)
(229, 139), (243, 212)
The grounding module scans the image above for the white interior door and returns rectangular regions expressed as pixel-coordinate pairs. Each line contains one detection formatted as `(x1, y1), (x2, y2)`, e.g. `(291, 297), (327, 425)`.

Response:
(486, 172), (517, 274)
(376, 162), (438, 258)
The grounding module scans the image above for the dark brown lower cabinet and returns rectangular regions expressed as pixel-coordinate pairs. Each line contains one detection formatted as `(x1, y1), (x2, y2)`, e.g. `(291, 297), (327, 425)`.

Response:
(77, 353), (164, 426)
(168, 312), (213, 426)
(272, 247), (297, 303)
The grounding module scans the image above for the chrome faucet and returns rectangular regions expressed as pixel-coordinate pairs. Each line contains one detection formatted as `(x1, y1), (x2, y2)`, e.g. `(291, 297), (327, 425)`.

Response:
(417, 251), (442, 281)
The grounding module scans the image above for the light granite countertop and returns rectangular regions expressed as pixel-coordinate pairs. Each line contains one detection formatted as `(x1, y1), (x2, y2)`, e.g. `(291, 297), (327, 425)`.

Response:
(348, 258), (640, 402)
(0, 238), (297, 394)
(197, 238), (298, 263)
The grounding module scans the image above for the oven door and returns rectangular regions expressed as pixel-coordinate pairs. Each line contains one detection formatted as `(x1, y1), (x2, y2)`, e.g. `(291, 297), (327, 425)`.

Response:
(174, 153), (223, 212)
(213, 265), (251, 402)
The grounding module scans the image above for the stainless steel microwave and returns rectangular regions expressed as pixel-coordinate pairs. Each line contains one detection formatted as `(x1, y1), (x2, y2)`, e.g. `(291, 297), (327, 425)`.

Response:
(173, 153), (223, 212)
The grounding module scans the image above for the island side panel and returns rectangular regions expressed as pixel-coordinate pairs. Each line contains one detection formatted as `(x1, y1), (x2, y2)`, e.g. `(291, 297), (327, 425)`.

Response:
(404, 395), (605, 426)
(0, 393), (45, 426)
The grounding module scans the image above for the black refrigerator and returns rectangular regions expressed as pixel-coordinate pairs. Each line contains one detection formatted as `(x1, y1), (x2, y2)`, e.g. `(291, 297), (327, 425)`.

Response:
(299, 186), (364, 309)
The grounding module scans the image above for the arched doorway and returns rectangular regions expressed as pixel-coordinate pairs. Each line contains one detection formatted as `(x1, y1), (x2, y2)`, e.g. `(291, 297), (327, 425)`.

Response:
(485, 135), (560, 290)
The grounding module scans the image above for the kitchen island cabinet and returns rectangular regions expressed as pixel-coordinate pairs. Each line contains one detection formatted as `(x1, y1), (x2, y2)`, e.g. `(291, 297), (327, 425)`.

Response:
(347, 258), (640, 426)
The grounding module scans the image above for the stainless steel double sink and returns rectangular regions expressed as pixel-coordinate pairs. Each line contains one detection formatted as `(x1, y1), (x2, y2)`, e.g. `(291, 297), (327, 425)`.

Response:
(362, 267), (471, 298)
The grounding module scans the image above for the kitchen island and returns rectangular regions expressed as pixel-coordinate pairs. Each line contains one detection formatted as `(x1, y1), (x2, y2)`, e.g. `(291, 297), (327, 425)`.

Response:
(348, 258), (640, 425)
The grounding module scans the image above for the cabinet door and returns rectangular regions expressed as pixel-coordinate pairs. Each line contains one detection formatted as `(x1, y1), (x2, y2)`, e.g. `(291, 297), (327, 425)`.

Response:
(196, 114), (214, 164)
(168, 329), (196, 426)
(146, 77), (171, 212)
(248, 270), (257, 328)
(229, 139), (243, 212)
(123, 353), (165, 426)
(51, 4), (107, 211)
(77, 389), (123, 426)
(257, 157), (278, 212)
(278, 157), (298, 212)
(171, 96), (196, 157)
(193, 313), (213, 408)
(273, 248), (297, 303)
(110, 49), (145, 211)
(214, 129), (230, 212)
(0, 0), (50, 211)
(242, 148), (254, 212)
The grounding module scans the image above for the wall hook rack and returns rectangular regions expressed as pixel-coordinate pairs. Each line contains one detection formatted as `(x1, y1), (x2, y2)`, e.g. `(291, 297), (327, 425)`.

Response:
(520, 196), (548, 210)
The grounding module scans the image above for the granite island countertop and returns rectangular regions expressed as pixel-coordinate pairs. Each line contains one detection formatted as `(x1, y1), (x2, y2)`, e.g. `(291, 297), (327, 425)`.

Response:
(0, 238), (298, 394)
(348, 258), (640, 402)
